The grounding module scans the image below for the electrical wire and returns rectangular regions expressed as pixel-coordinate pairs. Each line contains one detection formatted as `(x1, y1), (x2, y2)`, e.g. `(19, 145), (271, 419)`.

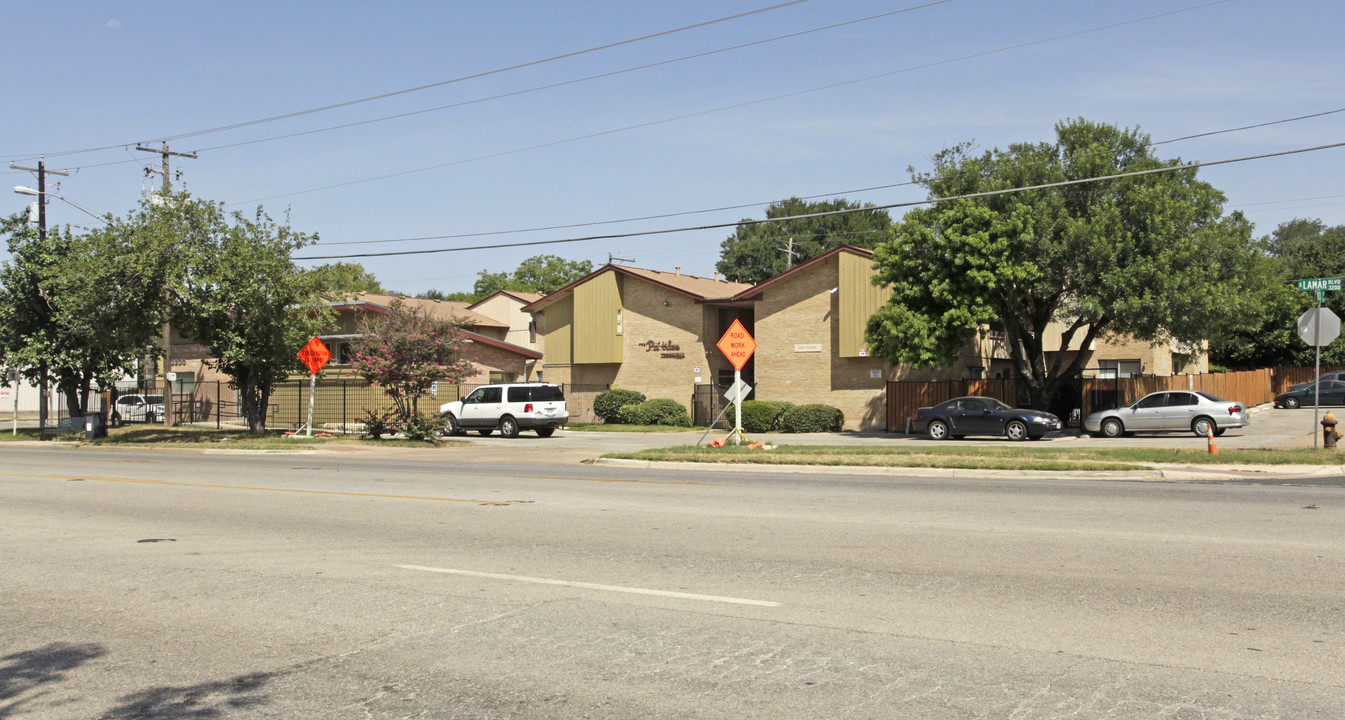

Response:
(226, 0), (1236, 208)
(3, 0), (818, 161)
(294, 140), (1345, 261)
(310, 106), (1345, 247)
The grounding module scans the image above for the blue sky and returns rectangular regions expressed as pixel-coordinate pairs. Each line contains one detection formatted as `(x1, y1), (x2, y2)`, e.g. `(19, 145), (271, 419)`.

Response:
(4, 0), (1343, 295)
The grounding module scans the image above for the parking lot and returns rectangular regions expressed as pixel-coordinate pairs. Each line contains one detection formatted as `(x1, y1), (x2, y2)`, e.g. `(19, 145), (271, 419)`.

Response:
(441, 404), (1331, 463)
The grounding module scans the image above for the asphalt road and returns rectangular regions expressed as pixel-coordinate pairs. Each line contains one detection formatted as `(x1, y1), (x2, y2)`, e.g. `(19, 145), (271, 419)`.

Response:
(2, 441), (1342, 719)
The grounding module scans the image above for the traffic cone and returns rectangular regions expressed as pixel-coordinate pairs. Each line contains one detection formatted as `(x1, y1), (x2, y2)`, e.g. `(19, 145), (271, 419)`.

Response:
(1207, 427), (1218, 455)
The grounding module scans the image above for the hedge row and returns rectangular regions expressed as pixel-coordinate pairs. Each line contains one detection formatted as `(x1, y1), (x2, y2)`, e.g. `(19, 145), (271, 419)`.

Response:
(595, 388), (842, 432)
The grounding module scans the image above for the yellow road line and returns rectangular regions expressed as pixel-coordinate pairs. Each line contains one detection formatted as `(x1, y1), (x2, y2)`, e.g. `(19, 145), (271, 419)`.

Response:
(0, 472), (523, 504)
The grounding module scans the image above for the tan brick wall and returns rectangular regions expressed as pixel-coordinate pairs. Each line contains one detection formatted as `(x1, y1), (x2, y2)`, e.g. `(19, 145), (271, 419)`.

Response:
(753, 255), (892, 430)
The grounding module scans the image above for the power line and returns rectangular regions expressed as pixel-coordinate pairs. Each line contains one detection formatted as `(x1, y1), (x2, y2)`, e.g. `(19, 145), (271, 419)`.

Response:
(2, 0), (818, 161)
(310, 107), (1345, 248)
(227, 0), (1235, 208)
(294, 140), (1345, 261)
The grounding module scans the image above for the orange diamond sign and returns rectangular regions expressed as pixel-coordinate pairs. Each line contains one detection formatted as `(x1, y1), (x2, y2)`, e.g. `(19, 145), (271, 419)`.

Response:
(297, 336), (332, 375)
(716, 319), (757, 371)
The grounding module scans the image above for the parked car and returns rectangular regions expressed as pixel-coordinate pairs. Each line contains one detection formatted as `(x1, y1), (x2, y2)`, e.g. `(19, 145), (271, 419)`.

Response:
(439, 382), (568, 438)
(1084, 390), (1249, 438)
(1274, 380), (1345, 409)
(111, 394), (164, 426)
(912, 396), (1062, 441)
(1285, 371), (1345, 393)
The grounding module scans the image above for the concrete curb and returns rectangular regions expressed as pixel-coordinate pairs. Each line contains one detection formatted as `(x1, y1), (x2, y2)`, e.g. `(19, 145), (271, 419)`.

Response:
(591, 457), (1345, 482)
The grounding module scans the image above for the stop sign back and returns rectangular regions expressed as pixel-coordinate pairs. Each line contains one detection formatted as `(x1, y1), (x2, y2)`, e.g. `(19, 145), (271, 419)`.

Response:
(1297, 307), (1341, 347)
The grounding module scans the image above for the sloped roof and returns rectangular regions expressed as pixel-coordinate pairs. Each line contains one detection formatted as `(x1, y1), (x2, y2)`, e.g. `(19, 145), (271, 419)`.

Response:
(468, 290), (545, 310)
(730, 245), (875, 301)
(523, 265), (752, 311)
(335, 293), (506, 329)
(460, 329), (543, 360)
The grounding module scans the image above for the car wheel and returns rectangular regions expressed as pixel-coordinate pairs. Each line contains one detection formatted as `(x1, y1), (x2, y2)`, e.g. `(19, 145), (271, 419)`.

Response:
(1005, 420), (1029, 441)
(498, 415), (520, 438)
(477, 429), (493, 436)
(145, 412), (156, 424)
(927, 420), (949, 440)
(443, 414), (464, 436)
(1214, 428), (1227, 437)
(1101, 418), (1124, 438)
(1284, 397), (1301, 409)
(535, 427), (555, 438)
(1192, 417), (1215, 437)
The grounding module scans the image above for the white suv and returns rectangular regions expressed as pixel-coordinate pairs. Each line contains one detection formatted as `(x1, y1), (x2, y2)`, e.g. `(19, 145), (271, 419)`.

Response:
(439, 383), (569, 438)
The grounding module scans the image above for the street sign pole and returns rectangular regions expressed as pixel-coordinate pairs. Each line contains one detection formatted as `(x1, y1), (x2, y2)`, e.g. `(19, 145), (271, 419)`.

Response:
(1314, 297), (1321, 449)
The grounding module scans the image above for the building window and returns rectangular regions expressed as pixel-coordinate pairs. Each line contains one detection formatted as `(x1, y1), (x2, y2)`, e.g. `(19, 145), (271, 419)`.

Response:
(489, 371), (516, 384)
(1098, 359), (1141, 378)
(528, 320), (537, 344)
(616, 309), (623, 335)
(966, 366), (986, 380)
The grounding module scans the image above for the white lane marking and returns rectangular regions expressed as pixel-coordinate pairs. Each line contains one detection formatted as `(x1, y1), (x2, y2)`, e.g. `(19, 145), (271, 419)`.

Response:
(395, 564), (781, 607)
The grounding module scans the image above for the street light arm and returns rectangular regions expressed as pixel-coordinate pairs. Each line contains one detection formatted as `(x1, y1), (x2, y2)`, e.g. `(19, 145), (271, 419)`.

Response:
(12, 186), (108, 224)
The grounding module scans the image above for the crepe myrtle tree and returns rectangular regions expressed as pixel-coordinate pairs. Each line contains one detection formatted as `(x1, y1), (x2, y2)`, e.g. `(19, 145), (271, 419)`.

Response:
(866, 118), (1264, 411)
(348, 297), (475, 423)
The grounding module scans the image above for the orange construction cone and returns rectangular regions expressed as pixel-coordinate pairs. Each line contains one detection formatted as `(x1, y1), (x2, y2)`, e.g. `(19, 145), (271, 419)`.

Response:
(1207, 427), (1218, 455)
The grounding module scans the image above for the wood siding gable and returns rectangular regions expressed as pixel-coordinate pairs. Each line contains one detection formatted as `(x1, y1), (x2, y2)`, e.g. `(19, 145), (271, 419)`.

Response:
(838, 252), (891, 358)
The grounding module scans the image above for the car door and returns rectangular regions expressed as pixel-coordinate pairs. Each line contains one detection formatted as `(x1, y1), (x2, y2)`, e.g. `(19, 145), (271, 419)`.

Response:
(1319, 380), (1345, 405)
(458, 387), (501, 428)
(1125, 393), (1168, 431)
(961, 398), (1003, 435)
(1160, 391), (1200, 431)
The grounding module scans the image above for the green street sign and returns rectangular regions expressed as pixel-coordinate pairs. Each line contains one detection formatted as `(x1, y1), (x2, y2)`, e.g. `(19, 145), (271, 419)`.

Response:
(1296, 277), (1341, 292)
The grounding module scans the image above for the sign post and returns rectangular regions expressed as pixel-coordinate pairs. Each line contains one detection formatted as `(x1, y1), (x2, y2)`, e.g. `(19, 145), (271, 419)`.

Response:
(296, 337), (332, 437)
(1296, 278), (1342, 449)
(716, 319), (757, 445)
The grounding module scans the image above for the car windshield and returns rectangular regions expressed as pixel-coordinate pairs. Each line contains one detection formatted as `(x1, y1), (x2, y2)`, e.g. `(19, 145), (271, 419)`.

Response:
(985, 398), (1012, 411)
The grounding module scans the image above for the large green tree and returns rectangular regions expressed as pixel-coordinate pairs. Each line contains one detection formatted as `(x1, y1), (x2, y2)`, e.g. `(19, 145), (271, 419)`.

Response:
(348, 297), (475, 422)
(127, 194), (333, 434)
(308, 262), (384, 295)
(716, 197), (893, 284)
(472, 254), (593, 299)
(0, 214), (170, 418)
(1210, 219), (1345, 368)
(866, 118), (1264, 411)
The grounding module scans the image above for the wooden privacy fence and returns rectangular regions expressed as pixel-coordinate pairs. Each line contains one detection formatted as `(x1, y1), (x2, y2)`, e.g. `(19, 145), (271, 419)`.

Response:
(886, 367), (1314, 433)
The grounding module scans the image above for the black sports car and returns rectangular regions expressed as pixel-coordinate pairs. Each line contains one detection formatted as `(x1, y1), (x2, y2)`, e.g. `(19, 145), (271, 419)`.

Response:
(912, 396), (1062, 441)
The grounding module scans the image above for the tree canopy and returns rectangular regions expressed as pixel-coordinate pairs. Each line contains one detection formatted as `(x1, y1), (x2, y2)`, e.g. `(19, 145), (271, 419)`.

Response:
(125, 194), (333, 434)
(0, 213), (170, 417)
(308, 262), (385, 296)
(1209, 219), (1345, 368)
(716, 197), (893, 284)
(472, 254), (593, 300)
(866, 118), (1264, 411)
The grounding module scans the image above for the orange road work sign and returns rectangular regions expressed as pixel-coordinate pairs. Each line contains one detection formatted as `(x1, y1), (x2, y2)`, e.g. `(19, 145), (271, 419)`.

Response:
(297, 337), (332, 375)
(716, 319), (757, 370)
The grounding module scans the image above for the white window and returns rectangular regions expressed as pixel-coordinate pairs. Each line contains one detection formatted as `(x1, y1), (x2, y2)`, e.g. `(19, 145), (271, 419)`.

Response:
(616, 309), (623, 335)
(1098, 359), (1141, 378)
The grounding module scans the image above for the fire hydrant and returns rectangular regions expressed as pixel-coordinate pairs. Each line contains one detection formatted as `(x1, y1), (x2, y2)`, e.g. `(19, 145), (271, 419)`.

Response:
(1323, 412), (1341, 449)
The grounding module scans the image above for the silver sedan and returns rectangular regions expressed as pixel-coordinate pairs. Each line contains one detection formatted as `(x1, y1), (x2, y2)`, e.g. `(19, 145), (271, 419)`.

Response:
(1085, 390), (1250, 438)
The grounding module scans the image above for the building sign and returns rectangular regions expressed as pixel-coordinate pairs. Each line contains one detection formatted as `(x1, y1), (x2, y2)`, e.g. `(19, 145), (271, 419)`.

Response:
(794, 344), (822, 353)
(639, 340), (684, 358)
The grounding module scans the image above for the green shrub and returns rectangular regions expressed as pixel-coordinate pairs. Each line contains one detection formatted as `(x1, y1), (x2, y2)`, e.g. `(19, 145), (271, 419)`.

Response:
(399, 412), (448, 443)
(764, 401), (794, 430)
(734, 400), (784, 433)
(594, 388), (646, 423)
(618, 398), (692, 427)
(358, 409), (398, 439)
(779, 403), (844, 433)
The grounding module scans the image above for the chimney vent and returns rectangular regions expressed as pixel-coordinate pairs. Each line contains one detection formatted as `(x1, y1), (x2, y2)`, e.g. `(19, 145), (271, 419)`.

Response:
(675, 266), (681, 276)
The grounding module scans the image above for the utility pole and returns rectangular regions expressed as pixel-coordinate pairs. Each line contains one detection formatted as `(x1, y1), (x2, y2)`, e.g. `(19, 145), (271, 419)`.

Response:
(9, 158), (69, 438)
(136, 143), (196, 428)
(779, 236), (796, 270)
